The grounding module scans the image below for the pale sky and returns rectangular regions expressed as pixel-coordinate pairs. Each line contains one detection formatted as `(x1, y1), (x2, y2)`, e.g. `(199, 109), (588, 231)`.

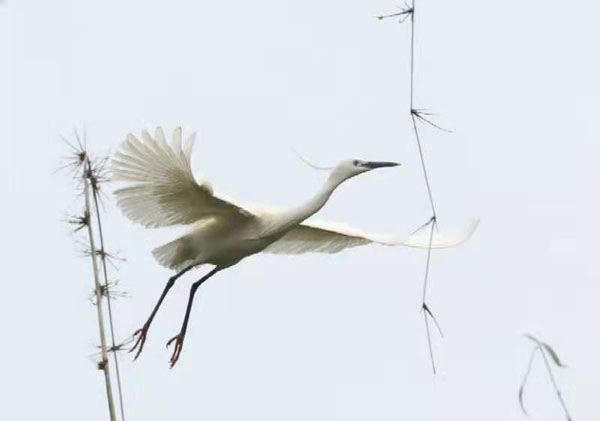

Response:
(1, 1), (599, 420)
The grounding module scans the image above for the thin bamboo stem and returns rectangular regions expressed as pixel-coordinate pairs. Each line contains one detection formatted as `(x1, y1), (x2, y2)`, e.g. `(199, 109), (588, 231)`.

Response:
(408, 0), (441, 374)
(539, 346), (573, 421)
(92, 189), (126, 421)
(83, 159), (117, 421)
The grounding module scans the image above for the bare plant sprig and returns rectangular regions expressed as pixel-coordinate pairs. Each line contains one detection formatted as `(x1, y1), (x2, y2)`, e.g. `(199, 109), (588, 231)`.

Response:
(378, 0), (448, 374)
(57, 129), (88, 176)
(92, 337), (135, 359)
(375, 2), (413, 23)
(90, 337), (135, 369)
(88, 155), (127, 421)
(411, 108), (453, 133)
(89, 280), (129, 305)
(81, 246), (126, 271)
(64, 209), (90, 233)
(519, 334), (572, 420)
(62, 129), (126, 421)
(87, 155), (111, 202)
(82, 155), (118, 421)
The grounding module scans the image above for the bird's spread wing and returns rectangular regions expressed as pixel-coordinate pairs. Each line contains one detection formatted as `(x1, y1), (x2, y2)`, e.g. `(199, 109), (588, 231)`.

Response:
(112, 127), (252, 228)
(264, 218), (480, 254)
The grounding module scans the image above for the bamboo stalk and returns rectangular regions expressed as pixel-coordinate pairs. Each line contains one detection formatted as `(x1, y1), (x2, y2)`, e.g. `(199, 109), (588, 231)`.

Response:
(378, 0), (451, 373)
(83, 158), (117, 421)
(92, 188), (127, 421)
(538, 345), (573, 420)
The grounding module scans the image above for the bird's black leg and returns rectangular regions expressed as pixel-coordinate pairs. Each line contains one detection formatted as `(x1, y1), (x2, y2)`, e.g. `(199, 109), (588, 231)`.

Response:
(130, 265), (195, 360)
(167, 266), (221, 367)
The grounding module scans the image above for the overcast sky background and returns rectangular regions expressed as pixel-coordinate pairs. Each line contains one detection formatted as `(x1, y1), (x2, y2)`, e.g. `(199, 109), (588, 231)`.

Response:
(1, 0), (599, 420)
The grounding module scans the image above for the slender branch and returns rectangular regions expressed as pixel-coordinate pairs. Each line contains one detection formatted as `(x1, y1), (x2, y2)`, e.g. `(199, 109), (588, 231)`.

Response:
(410, 115), (437, 217)
(539, 345), (573, 420)
(409, 2), (416, 109)
(92, 187), (127, 421)
(409, 0), (442, 373)
(375, 3), (413, 23)
(420, 218), (440, 373)
(420, 219), (435, 303)
(518, 346), (539, 416)
(83, 158), (117, 421)
(378, 0), (443, 372)
(520, 335), (573, 420)
(412, 108), (452, 133)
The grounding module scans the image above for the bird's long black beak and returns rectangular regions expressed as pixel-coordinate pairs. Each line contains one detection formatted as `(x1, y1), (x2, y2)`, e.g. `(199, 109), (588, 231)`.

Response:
(362, 161), (400, 169)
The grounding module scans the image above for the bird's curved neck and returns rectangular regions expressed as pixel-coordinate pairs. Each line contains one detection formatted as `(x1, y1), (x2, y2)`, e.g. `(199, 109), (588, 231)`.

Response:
(265, 174), (345, 235)
(294, 176), (342, 222)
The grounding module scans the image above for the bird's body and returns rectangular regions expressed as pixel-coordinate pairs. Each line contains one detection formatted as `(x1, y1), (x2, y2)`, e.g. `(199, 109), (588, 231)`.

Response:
(156, 216), (285, 269)
(112, 127), (478, 366)
(150, 167), (372, 270)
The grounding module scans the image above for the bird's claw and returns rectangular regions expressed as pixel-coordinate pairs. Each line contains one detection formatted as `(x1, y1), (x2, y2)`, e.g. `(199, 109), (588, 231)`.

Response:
(166, 333), (185, 368)
(129, 326), (149, 360)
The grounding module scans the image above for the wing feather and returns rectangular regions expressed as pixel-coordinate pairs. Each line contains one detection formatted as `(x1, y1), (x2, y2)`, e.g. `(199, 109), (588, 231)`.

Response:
(264, 218), (480, 255)
(112, 127), (252, 228)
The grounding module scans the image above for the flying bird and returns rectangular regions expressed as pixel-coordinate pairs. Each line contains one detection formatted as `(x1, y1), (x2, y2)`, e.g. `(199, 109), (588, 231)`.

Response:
(112, 127), (478, 367)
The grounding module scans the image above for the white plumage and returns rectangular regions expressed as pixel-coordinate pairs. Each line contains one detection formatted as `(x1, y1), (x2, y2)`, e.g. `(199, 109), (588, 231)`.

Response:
(113, 127), (478, 268)
(113, 128), (251, 228)
(112, 126), (479, 366)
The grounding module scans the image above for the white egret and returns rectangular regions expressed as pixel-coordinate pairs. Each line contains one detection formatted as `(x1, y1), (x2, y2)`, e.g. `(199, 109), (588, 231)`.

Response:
(112, 127), (478, 367)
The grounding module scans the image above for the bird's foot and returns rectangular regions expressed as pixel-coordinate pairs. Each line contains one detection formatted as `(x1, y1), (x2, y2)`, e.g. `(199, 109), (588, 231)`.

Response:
(129, 324), (150, 360)
(166, 333), (185, 368)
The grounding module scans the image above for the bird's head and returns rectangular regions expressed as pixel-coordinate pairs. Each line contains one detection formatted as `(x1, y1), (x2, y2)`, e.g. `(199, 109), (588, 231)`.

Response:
(328, 159), (400, 184)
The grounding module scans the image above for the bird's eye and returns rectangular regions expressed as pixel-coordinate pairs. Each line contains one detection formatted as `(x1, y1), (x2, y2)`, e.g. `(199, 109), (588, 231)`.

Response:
(353, 160), (361, 166)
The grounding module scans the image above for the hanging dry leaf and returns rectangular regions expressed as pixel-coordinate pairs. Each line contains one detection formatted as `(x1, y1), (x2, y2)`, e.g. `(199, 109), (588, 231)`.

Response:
(524, 334), (567, 368)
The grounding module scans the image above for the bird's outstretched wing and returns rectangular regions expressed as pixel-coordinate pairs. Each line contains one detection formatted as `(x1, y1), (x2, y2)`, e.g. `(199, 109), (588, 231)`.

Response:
(264, 218), (480, 254)
(112, 127), (252, 228)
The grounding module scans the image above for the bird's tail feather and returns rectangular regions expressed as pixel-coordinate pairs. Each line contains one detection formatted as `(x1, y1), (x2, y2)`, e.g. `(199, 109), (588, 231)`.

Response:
(152, 238), (196, 271)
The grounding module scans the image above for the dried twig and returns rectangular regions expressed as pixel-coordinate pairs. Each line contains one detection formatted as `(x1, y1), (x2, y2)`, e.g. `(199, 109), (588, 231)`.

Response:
(411, 108), (452, 133)
(82, 247), (126, 271)
(89, 280), (129, 305)
(57, 130), (88, 176)
(87, 144), (127, 421)
(375, 2), (413, 23)
(91, 337), (135, 360)
(519, 334), (572, 420)
(64, 209), (90, 233)
(62, 129), (126, 421)
(379, 0), (447, 373)
(82, 156), (117, 421)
